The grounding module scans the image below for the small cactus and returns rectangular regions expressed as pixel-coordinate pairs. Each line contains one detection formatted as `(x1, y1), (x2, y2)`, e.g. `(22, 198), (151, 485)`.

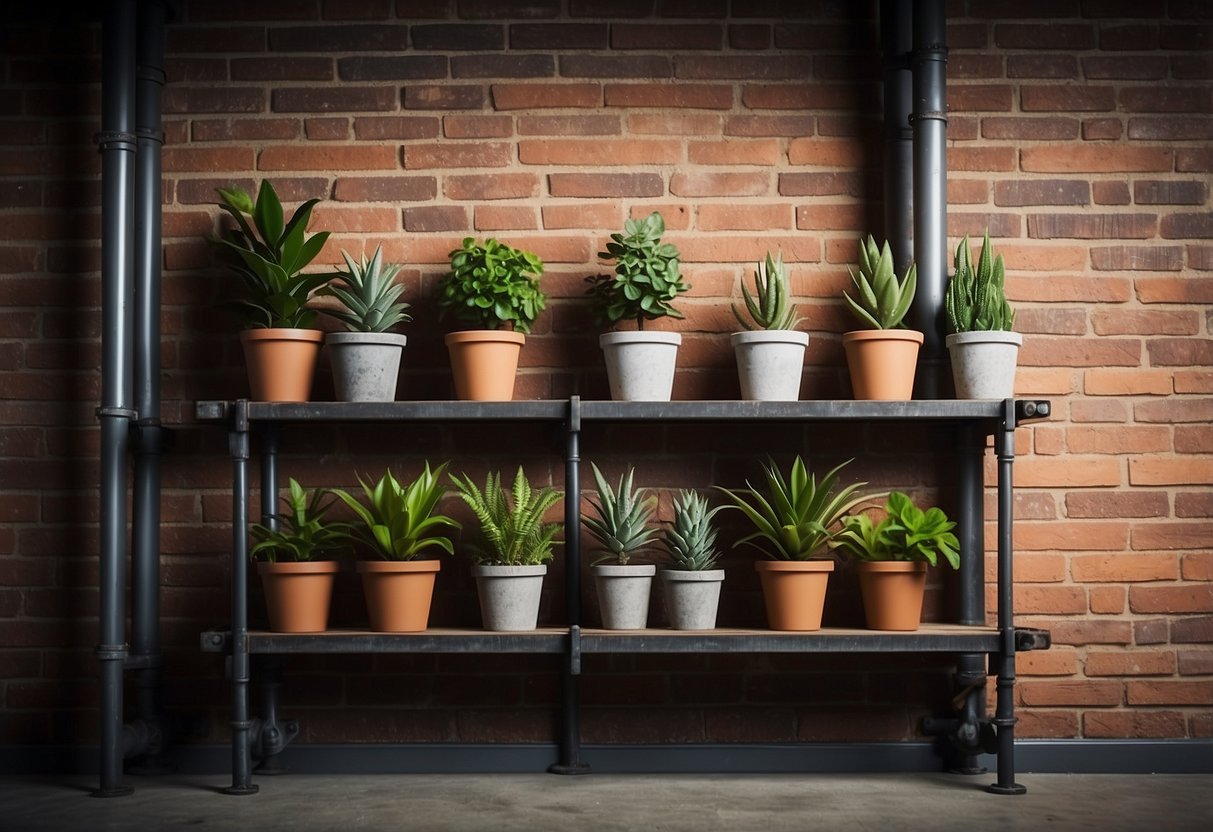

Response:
(663, 490), (725, 571)
(733, 251), (802, 331)
(946, 231), (1014, 333)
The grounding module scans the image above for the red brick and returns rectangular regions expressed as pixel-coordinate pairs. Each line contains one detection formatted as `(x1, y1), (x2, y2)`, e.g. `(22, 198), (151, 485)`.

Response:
(1071, 553), (1180, 585)
(1161, 212), (1213, 239)
(510, 22), (607, 50)
(1151, 338), (1213, 366)
(444, 173), (538, 201)
(1006, 54), (1077, 79)
(1135, 398), (1213, 424)
(742, 85), (860, 111)
(518, 139), (681, 166)
(560, 54), (671, 79)
(1087, 650), (1177, 677)
(796, 204), (864, 231)
(1010, 521), (1129, 552)
(687, 139), (780, 166)
(304, 117), (349, 140)
(1120, 86), (1213, 114)
(1020, 336), (1141, 368)
(333, 176), (436, 203)
(163, 87), (265, 114)
(1022, 85), (1116, 112)
(669, 172), (769, 198)
(548, 173), (663, 198)
(1126, 680), (1213, 706)
(1084, 711), (1188, 739)
(163, 147), (256, 173)
(698, 204), (791, 232)
(1179, 648), (1213, 676)
(1135, 179), (1209, 205)
(604, 84), (732, 109)
(948, 84), (1014, 112)
(1135, 277), (1213, 304)
(982, 117), (1079, 140)
(1018, 650), (1078, 676)
(1131, 522), (1213, 550)
(404, 143), (511, 170)
(786, 139), (868, 168)
(541, 204), (621, 231)
(1129, 456), (1213, 487)
(1089, 586), (1126, 615)
(611, 23), (722, 50)
(1066, 491), (1170, 520)
(996, 23), (1096, 50)
(1175, 425), (1213, 453)
(1082, 370), (1174, 396)
(519, 115), (620, 136)
(1020, 680), (1123, 707)
(1007, 275), (1131, 302)
(259, 145), (397, 171)
(404, 85), (487, 110)
(441, 115), (512, 139)
(949, 146), (1017, 172)
(1038, 619), (1135, 646)
(1015, 585), (1086, 615)
(353, 116), (441, 140)
(1175, 372), (1213, 394)
(948, 179), (989, 204)
(1016, 710), (1079, 739)
(1177, 147), (1213, 171)
(1084, 119), (1125, 141)
(1028, 213), (1156, 240)
(1021, 146), (1173, 173)
(1084, 56), (1170, 80)
(491, 83), (600, 110)
(994, 179), (1089, 207)
(725, 115), (814, 138)
(1173, 616), (1213, 644)
(403, 206), (468, 233)
(473, 206), (537, 232)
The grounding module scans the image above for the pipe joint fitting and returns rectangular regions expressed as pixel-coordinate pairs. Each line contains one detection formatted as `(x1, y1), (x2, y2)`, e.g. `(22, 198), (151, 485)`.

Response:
(96, 643), (129, 662)
(95, 131), (138, 152)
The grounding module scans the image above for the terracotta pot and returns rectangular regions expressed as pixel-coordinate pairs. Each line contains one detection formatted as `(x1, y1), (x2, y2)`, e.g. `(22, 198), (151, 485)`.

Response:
(856, 561), (927, 631)
(257, 560), (338, 633)
(240, 328), (325, 402)
(754, 560), (834, 631)
(357, 560), (441, 632)
(444, 330), (525, 401)
(841, 329), (923, 400)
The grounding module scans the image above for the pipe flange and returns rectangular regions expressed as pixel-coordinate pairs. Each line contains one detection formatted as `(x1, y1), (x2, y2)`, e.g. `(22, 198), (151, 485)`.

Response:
(96, 643), (129, 661)
(96, 406), (138, 420)
(95, 131), (138, 151)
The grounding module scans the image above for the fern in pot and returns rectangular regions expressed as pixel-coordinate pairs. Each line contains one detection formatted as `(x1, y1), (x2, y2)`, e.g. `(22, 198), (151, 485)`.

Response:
(660, 490), (727, 630)
(944, 231), (1020, 399)
(586, 211), (690, 401)
(840, 235), (921, 400)
(318, 245), (412, 402)
(730, 250), (809, 401)
(582, 462), (659, 630)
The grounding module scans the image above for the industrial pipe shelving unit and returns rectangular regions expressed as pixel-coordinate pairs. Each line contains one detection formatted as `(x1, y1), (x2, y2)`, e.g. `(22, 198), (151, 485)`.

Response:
(196, 396), (1052, 796)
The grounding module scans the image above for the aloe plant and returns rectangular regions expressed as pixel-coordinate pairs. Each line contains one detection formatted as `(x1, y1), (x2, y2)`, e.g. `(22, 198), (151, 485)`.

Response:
(330, 462), (460, 561)
(833, 491), (959, 569)
(733, 251), (802, 331)
(716, 457), (869, 561)
(212, 180), (332, 329)
(582, 463), (658, 566)
(663, 490), (725, 571)
(946, 231), (1014, 333)
(842, 235), (917, 330)
(451, 467), (562, 566)
(319, 245), (412, 333)
(438, 237), (546, 334)
(250, 478), (350, 563)
(587, 211), (690, 330)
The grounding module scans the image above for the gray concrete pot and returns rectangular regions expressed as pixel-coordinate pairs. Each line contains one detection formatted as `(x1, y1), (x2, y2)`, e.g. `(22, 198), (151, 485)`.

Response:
(660, 568), (724, 630)
(599, 331), (681, 401)
(472, 563), (547, 631)
(325, 331), (407, 402)
(946, 330), (1022, 399)
(730, 330), (809, 401)
(593, 563), (656, 629)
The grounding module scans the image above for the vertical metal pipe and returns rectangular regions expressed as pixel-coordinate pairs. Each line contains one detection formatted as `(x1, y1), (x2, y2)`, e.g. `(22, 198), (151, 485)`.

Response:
(95, 0), (138, 799)
(956, 425), (984, 627)
(910, 0), (950, 398)
(881, 0), (914, 272)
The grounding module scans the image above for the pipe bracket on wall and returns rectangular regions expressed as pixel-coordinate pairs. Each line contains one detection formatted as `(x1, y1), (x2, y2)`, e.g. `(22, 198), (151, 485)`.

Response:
(96, 131), (138, 151)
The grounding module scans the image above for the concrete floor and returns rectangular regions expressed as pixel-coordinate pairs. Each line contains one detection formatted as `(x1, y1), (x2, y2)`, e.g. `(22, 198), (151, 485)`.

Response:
(1, 772), (1209, 832)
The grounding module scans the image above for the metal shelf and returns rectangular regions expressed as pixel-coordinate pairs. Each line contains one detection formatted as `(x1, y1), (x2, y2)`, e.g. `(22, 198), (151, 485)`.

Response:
(577, 624), (1001, 654)
(201, 627), (570, 655)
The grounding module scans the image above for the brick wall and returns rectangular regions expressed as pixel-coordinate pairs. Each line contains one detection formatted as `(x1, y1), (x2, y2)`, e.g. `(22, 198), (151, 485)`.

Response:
(0, 0), (1209, 753)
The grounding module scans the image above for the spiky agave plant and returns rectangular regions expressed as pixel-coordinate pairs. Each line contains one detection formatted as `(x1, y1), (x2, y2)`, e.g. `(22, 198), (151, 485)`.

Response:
(450, 467), (562, 566)
(733, 250), (802, 331)
(582, 463), (658, 565)
(663, 490), (725, 571)
(945, 231), (1014, 333)
(842, 235), (917, 330)
(319, 245), (412, 333)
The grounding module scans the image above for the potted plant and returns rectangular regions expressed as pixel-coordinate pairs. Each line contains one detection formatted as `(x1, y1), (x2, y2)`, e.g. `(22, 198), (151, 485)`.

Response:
(582, 463), (659, 630)
(660, 490), (727, 631)
(249, 478), (348, 633)
(731, 250), (808, 401)
(586, 211), (690, 401)
(330, 462), (459, 632)
(451, 467), (562, 631)
(212, 181), (332, 402)
(945, 231), (1020, 400)
(318, 245), (412, 402)
(832, 491), (959, 631)
(717, 457), (868, 631)
(840, 235), (922, 400)
(436, 237), (546, 401)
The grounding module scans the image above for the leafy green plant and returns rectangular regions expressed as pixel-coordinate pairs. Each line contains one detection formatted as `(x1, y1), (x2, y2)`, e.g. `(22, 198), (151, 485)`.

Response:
(663, 490), (726, 571)
(946, 231), (1014, 333)
(330, 462), (460, 561)
(250, 478), (350, 563)
(586, 211), (690, 329)
(832, 491), (959, 569)
(319, 245), (411, 333)
(582, 463), (658, 566)
(716, 457), (869, 561)
(451, 467), (563, 566)
(842, 235), (917, 330)
(211, 180), (332, 329)
(437, 237), (546, 334)
(733, 251), (802, 331)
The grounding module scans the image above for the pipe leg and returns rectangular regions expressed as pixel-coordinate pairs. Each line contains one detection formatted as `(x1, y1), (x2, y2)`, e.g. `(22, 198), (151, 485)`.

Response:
(223, 411), (258, 795)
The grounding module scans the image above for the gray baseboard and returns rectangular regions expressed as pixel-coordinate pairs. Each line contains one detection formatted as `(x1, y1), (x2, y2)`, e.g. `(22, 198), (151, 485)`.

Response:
(5, 740), (1211, 777)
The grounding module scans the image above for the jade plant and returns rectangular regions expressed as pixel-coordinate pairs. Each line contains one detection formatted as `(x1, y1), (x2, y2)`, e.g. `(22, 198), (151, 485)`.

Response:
(450, 467), (563, 566)
(437, 237), (546, 333)
(832, 491), (959, 569)
(330, 462), (460, 561)
(946, 231), (1014, 334)
(587, 211), (690, 329)
(733, 251), (802, 331)
(582, 463), (659, 566)
(842, 235), (917, 330)
(662, 490), (725, 571)
(250, 478), (350, 563)
(319, 245), (411, 333)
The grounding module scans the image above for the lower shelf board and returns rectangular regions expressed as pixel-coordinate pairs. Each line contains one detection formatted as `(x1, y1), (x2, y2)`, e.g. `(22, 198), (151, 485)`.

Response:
(200, 623), (1002, 656)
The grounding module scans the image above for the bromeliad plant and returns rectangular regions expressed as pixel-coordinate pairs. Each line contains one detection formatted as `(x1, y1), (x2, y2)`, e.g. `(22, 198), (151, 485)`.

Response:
(319, 245), (412, 333)
(733, 251), (802, 331)
(716, 457), (870, 561)
(212, 180), (332, 329)
(587, 211), (690, 329)
(945, 231), (1014, 334)
(330, 462), (460, 561)
(583, 463), (659, 566)
(250, 478), (350, 563)
(438, 237), (546, 333)
(842, 235), (917, 330)
(663, 490), (725, 571)
(832, 491), (960, 569)
(451, 467), (563, 566)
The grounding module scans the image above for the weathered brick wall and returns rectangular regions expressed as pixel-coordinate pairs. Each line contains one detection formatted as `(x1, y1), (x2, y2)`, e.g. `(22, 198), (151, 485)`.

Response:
(0, 0), (1209, 752)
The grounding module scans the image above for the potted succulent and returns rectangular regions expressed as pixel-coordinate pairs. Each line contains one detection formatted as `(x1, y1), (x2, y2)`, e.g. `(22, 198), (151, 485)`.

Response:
(832, 491), (959, 631)
(249, 478), (349, 633)
(211, 181), (332, 402)
(437, 237), (546, 401)
(318, 245), (412, 402)
(660, 490), (727, 631)
(451, 467), (563, 631)
(582, 463), (659, 630)
(330, 462), (459, 632)
(586, 211), (690, 401)
(840, 235), (922, 400)
(731, 250), (808, 401)
(945, 231), (1020, 400)
(717, 457), (868, 631)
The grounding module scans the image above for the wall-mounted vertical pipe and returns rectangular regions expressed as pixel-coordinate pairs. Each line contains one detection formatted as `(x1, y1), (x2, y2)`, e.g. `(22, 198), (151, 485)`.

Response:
(95, 0), (138, 799)
(881, 0), (914, 273)
(909, 0), (950, 398)
(129, 0), (168, 771)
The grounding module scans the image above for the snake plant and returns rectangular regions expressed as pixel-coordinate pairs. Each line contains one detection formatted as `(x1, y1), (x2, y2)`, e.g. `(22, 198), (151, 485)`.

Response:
(330, 462), (460, 561)
(946, 231), (1014, 333)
